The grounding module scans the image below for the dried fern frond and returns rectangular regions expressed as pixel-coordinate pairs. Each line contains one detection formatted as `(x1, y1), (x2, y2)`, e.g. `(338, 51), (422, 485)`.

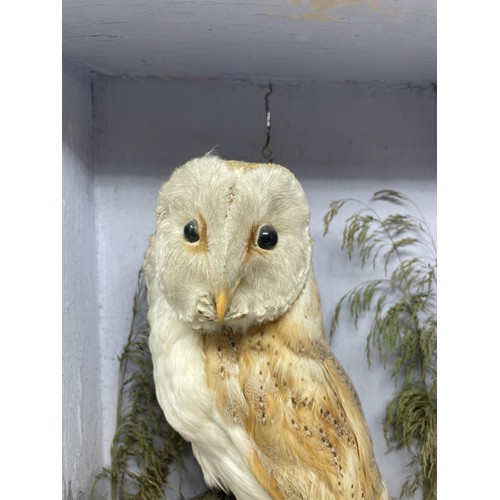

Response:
(91, 271), (186, 499)
(324, 190), (437, 500)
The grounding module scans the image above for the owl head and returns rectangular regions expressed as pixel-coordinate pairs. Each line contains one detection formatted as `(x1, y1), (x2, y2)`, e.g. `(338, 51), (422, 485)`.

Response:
(148, 155), (312, 333)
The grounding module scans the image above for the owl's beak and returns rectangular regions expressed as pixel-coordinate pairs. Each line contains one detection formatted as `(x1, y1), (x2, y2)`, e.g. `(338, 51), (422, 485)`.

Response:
(216, 288), (231, 324)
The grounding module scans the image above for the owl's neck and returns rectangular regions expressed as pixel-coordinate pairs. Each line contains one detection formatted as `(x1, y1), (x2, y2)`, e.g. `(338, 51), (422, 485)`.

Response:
(205, 269), (327, 358)
(268, 268), (326, 345)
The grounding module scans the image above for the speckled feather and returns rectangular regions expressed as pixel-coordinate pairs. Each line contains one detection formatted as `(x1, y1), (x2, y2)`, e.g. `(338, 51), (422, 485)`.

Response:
(144, 155), (388, 499)
(203, 273), (386, 500)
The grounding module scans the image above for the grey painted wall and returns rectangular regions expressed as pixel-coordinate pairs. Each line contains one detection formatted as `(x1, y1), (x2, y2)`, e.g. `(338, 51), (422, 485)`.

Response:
(62, 59), (103, 499)
(92, 75), (435, 498)
(62, 69), (436, 497)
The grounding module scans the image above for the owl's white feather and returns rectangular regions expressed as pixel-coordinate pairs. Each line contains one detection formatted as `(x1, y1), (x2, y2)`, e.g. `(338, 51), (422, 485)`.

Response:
(144, 155), (387, 499)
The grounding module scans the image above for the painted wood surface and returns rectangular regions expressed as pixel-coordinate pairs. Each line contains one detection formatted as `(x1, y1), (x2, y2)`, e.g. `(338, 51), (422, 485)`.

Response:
(63, 0), (436, 83)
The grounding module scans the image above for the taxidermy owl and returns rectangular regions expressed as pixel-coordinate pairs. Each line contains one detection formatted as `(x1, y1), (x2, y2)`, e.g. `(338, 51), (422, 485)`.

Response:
(143, 155), (388, 499)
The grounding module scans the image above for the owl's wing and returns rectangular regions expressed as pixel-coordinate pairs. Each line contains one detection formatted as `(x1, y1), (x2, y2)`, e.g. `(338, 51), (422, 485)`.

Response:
(250, 343), (385, 499)
(204, 324), (387, 500)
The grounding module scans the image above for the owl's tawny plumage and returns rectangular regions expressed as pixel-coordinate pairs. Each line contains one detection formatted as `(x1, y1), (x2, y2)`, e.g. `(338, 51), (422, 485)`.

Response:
(143, 155), (388, 499)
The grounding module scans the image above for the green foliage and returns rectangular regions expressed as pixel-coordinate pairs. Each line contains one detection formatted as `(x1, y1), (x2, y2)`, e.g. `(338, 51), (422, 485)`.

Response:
(91, 271), (186, 499)
(324, 190), (437, 500)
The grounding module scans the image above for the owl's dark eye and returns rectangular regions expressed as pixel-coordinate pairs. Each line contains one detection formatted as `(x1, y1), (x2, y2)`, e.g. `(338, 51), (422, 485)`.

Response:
(183, 220), (200, 243)
(257, 225), (278, 250)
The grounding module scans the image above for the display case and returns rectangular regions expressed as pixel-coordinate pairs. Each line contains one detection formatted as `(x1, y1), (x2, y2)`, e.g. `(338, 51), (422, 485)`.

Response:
(62, 1), (436, 498)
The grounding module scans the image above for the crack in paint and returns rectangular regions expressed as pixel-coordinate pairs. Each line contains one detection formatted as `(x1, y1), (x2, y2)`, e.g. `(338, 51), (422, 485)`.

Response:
(253, 12), (346, 21)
